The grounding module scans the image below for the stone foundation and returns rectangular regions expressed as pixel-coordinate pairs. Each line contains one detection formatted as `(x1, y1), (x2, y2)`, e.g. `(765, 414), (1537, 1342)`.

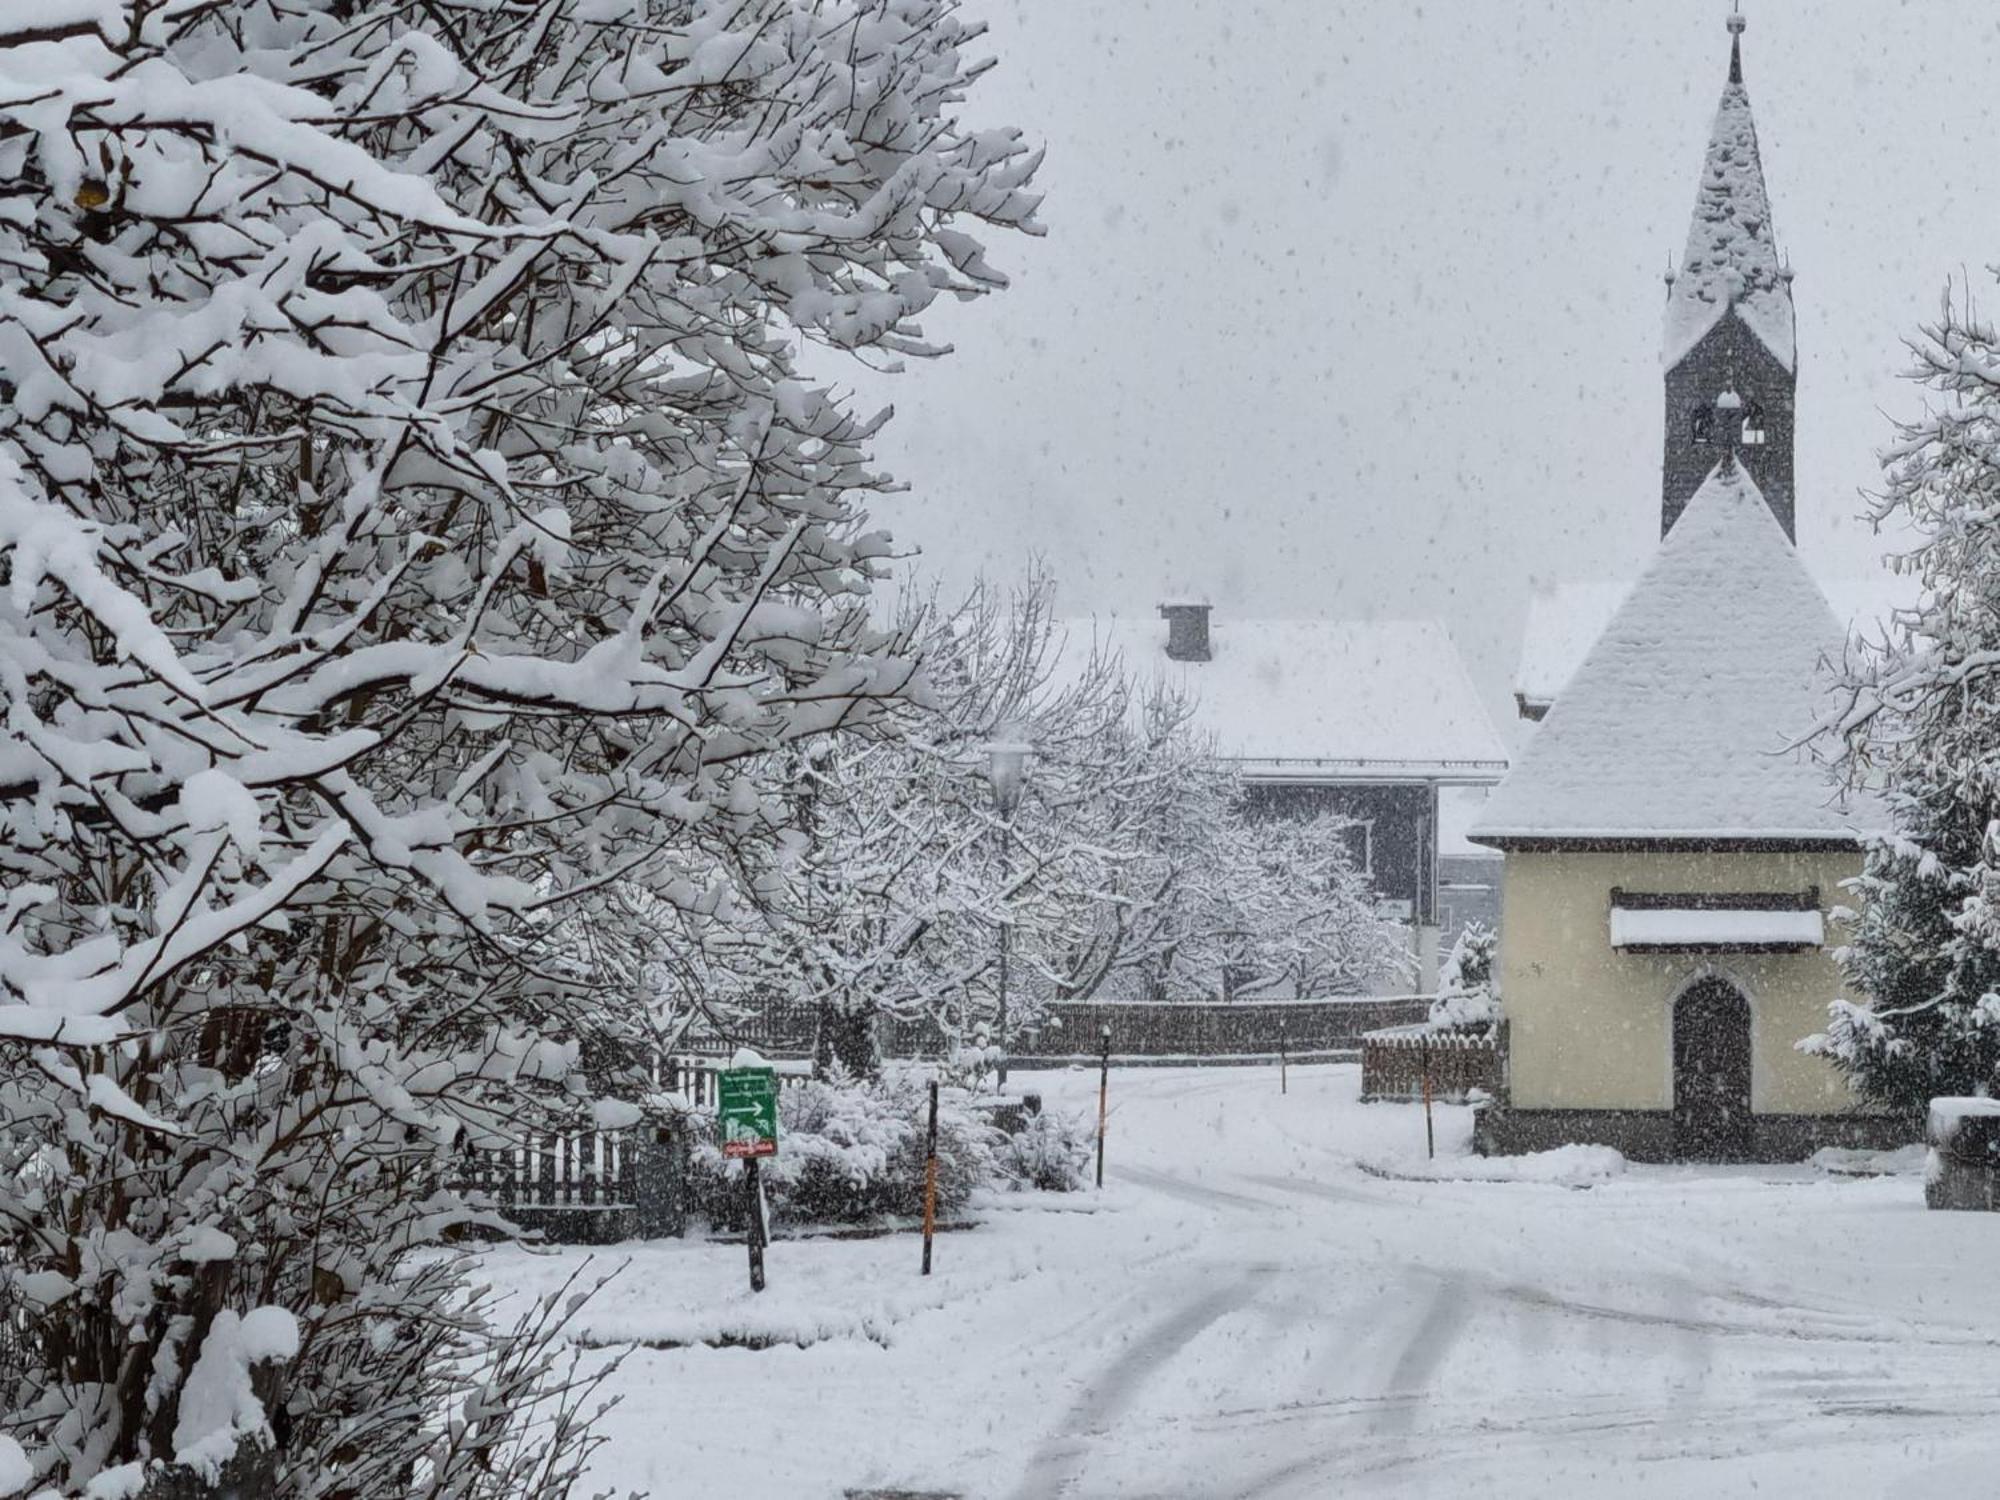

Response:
(1474, 1103), (1911, 1164)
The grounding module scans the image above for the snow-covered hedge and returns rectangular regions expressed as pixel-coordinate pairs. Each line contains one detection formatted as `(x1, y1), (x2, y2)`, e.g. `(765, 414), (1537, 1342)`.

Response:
(688, 1070), (1096, 1228)
(689, 1071), (997, 1230)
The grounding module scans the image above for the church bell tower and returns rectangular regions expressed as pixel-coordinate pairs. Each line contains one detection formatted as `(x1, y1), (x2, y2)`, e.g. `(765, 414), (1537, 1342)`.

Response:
(1661, 9), (1797, 540)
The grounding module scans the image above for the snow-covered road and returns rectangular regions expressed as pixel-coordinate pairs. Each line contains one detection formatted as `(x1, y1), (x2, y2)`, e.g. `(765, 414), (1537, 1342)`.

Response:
(485, 1065), (2000, 1498)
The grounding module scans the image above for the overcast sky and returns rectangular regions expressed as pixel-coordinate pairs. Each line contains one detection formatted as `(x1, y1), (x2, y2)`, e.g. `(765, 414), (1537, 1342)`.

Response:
(844, 0), (2000, 734)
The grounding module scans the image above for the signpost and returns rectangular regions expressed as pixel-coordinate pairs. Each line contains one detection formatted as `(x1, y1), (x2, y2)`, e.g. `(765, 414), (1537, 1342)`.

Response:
(719, 1066), (779, 1292)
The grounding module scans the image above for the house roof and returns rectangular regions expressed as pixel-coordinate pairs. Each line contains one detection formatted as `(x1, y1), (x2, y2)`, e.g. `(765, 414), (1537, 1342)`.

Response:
(1474, 461), (1885, 846)
(1063, 615), (1507, 780)
(1438, 784), (1501, 859)
(1664, 17), (1795, 374)
(1514, 573), (1911, 715)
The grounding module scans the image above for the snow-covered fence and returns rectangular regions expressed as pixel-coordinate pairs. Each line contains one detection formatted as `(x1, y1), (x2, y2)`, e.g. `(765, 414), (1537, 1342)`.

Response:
(658, 1054), (814, 1109)
(452, 1058), (814, 1245)
(458, 1128), (665, 1246)
(1016, 997), (1430, 1064)
(682, 997), (1431, 1067)
(1926, 1097), (2000, 1211)
(1360, 1024), (1501, 1103)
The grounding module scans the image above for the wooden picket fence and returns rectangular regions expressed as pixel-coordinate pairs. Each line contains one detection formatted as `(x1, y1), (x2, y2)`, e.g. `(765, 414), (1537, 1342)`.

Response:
(1360, 1023), (1501, 1102)
(462, 1127), (638, 1215)
(654, 1051), (814, 1108)
(450, 1051), (814, 1243)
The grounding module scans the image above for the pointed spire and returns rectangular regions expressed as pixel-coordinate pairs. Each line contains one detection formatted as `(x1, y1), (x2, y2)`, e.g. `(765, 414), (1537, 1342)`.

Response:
(1662, 4), (1795, 373)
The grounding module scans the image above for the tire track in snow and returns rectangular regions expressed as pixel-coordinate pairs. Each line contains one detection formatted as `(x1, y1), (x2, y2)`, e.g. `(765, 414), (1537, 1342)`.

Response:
(1230, 1271), (1472, 1498)
(1493, 1280), (2000, 1349)
(1239, 1170), (1403, 1211)
(1113, 1164), (1282, 1213)
(1007, 1271), (1266, 1500)
(1377, 1274), (1473, 1421)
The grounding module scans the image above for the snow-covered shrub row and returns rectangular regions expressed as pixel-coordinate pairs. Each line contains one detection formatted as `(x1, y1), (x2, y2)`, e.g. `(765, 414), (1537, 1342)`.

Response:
(0, 0), (1040, 1492)
(689, 1071), (994, 1229)
(687, 1071), (1092, 1228)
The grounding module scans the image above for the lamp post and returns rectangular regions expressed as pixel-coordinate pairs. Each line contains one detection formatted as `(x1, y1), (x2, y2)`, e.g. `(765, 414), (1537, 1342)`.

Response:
(984, 735), (1031, 1089)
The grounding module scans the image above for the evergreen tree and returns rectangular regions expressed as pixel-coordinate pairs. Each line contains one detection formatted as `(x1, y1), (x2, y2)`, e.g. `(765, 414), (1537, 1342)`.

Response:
(1429, 920), (1500, 1033)
(1817, 287), (2000, 1115)
(1813, 775), (2000, 1117)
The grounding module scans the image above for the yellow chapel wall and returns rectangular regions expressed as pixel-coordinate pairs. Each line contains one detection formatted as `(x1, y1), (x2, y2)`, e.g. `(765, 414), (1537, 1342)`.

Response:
(1498, 848), (1864, 1115)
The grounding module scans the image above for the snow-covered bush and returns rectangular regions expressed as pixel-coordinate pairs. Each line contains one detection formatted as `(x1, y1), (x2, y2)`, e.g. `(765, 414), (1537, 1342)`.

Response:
(1429, 922), (1501, 1032)
(996, 1106), (1094, 1192)
(0, 1), (1039, 1491)
(689, 1071), (1000, 1229)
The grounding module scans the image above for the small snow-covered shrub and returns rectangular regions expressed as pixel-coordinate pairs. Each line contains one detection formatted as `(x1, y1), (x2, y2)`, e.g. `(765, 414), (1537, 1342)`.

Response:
(1429, 921), (1501, 1032)
(998, 1107), (1094, 1192)
(689, 1071), (1000, 1229)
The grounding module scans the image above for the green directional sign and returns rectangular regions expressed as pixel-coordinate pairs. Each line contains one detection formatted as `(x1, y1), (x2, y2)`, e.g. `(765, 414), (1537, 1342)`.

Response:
(718, 1067), (779, 1159)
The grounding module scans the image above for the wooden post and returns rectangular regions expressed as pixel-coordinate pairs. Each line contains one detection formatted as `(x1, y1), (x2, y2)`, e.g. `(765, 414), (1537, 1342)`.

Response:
(1095, 1024), (1111, 1189)
(1279, 1015), (1289, 1096)
(1421, 1035), (1435, 1161)
(745, 1157), (768, 1293)
(920, 1078), (941, 1276)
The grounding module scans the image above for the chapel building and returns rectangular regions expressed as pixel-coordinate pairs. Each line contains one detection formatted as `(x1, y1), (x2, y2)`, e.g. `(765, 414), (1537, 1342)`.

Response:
(1468, 12), (1904, 1162)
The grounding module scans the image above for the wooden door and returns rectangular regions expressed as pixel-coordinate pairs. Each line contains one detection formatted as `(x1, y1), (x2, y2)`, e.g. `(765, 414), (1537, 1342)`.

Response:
(1672, 979), (1753, 1161)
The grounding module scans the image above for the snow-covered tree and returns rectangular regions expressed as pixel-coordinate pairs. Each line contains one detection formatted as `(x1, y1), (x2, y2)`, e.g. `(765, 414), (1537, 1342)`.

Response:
(1429, 920), (1500, 1032)
(767, 573), (1409, 1078)
(0, 1), (1038, 1492)
(1817, 286), (2000, 1115)
(775, 571), (1218, 1075)
(1114, 802), (1408, 1004)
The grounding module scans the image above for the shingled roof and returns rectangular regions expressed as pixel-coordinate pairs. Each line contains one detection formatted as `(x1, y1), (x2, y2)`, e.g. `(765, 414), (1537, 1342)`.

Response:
(1474, 460), (1882, 846)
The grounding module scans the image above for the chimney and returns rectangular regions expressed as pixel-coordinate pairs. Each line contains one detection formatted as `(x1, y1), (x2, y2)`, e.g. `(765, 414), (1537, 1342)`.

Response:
(1159, 601), (1212, 662)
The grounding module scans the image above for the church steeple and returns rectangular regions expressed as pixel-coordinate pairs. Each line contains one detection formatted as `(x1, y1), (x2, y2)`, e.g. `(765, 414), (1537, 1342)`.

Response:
(1660, 7), (1797, 541)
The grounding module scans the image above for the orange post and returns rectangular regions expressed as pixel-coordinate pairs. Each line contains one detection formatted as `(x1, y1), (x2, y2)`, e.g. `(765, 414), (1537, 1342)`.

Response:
(1095, 1024), (1111, 1188)
(1421, 1035), (1435, 1160)
(920, 1078), (940, 1275)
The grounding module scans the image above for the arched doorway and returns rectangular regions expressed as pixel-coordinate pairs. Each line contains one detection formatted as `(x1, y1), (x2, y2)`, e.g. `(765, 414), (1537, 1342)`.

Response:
(1672, 978), (1753, 1161)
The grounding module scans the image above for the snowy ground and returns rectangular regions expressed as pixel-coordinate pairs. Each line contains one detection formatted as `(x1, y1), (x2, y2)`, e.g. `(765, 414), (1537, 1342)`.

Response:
(478, 1065), (2000, 1498)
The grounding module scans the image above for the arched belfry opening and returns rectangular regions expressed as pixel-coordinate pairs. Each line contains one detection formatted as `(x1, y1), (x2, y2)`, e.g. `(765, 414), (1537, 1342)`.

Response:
(1672, 977), (1753, 1160)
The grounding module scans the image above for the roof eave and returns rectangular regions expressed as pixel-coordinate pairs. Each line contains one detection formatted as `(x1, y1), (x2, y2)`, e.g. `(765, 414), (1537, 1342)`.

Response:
(1468, 831), (1871, 854)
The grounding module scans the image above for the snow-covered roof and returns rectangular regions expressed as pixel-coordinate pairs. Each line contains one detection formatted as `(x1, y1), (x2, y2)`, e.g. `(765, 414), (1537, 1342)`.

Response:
(1663, 32), (1795, 374)
(1515, 573), (1912, 716)
(1063, 615), (1507, 779)
(1608, 906), (1824, 951)
(1516, 582), (1633, 714)
(1474, 461), (1885, 845)
(1438, 784), (1500, 859)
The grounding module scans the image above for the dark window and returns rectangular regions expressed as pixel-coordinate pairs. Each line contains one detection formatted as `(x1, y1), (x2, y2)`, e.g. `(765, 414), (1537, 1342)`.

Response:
(1691, 407), (1712, 444)
(1339, 820), (1373, 875)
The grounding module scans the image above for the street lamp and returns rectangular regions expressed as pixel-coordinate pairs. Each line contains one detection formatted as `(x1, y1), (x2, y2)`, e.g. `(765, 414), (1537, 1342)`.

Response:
(984, 734), (1033, 1087)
